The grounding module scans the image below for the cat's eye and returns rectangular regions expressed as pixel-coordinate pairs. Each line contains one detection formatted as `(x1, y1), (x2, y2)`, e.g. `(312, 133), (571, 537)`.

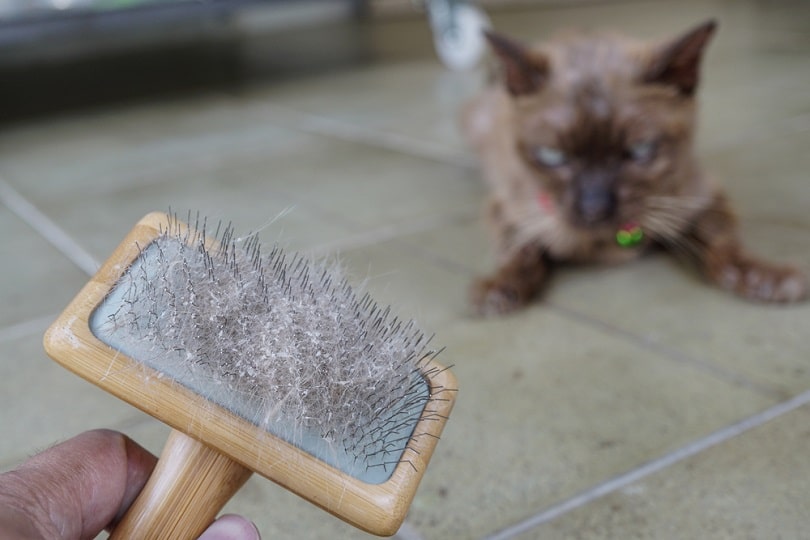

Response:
(628, 140), (657, 164)
(533, 146), (567, 168)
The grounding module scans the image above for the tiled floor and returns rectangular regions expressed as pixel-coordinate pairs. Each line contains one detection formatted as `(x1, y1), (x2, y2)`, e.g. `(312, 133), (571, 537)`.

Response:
(1, 0), (809, 538)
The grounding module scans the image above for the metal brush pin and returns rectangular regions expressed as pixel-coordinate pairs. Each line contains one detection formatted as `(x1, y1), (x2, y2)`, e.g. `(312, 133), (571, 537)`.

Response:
(44, 212), (456, 538)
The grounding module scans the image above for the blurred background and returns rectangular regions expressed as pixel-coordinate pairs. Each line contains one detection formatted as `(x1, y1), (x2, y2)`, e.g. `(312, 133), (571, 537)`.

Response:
(0, 0), (488, 123)
(1, 1), (809, 539)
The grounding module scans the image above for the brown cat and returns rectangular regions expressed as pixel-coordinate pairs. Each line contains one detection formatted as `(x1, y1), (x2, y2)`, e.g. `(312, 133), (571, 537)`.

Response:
(463, 19), (807, 316)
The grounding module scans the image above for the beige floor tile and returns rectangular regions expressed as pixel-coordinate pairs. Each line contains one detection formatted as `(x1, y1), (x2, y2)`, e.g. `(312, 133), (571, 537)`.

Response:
(698, 50), (809, 151)
(1, 116), (482, 261)
(245, 60), (482, 159)
(337, 234), (475, 330)
(528, 402), (810, 540)
(0, 330), (143, 470)
(26, 165), (359, 262)
(703, 133), (810, 224)
(0, 94), (256, 194)
(0, 101), (318, 202)
(402, 311), (773, 539)
(400, 213), (492, 276)
(213, 134), (482, 229)
(0, 207), (89, 328)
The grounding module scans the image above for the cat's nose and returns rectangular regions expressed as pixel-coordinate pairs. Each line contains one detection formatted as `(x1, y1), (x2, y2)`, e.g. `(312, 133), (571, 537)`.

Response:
(576, 187), (616, 225)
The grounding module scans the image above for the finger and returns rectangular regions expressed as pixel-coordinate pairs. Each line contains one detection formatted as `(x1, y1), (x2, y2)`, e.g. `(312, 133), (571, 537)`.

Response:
(0, 429), (157, 540)
(198, 514), (261, 540)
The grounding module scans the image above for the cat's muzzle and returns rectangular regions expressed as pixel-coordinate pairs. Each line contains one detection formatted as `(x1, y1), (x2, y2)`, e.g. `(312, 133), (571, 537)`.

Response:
(574, 169), (618, 226)
(575, 186), (617, 226)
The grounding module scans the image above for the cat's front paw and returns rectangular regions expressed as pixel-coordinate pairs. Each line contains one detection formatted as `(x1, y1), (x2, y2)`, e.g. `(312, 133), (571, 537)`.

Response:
(714, 260), (807, 303)
(470, 277), (529, 317)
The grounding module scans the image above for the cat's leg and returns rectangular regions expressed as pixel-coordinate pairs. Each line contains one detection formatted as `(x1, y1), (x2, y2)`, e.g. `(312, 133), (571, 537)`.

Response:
(679, 192), (807, 302)
(472, 198), (551, 315)
(471, 242), (549, 316)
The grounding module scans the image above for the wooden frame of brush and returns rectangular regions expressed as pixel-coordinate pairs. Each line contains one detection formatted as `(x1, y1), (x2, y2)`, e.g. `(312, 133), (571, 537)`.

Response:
(44, 212), (456, 537)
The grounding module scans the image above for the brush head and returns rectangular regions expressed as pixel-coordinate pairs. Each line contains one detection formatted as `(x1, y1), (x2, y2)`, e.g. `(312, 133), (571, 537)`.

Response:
(44, 212), (456, 536)
(91, 214), (434, 484)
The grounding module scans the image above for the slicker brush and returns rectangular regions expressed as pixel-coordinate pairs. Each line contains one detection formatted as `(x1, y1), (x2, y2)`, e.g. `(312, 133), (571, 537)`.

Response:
(43, 211), (456, 538)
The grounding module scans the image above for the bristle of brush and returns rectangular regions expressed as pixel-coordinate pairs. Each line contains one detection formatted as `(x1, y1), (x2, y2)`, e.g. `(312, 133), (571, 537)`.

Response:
(91, 211), (446, 483)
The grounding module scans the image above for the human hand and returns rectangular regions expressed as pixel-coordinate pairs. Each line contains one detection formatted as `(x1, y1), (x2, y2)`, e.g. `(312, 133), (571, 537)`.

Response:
(0, 429), (260, 540)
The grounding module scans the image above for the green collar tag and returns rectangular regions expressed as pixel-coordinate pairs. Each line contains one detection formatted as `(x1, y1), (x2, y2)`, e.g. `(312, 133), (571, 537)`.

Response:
(616, 223), (643, 248)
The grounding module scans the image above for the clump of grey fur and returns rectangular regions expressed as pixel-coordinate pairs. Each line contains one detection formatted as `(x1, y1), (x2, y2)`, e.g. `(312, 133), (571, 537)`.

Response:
(96, 214), (443, 482)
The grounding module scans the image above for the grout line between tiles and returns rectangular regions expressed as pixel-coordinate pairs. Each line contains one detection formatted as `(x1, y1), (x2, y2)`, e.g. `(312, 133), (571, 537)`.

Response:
(86, 135), (285, 195)
(0, 179), (98, 276)
(248, 101), (478, 170)
(483, 387), (810, 540)
(299, 114), (477, 169)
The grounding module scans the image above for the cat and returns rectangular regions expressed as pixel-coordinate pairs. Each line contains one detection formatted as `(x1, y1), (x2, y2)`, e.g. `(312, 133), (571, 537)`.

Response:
(462, 19), (807, 316)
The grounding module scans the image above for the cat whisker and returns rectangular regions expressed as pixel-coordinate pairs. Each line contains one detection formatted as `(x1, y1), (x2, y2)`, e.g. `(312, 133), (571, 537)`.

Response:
(641, 207), (714, 267)
(642, 212), (693, 238)
(639, 192), (716, 238)
(645, 194), (711, 208)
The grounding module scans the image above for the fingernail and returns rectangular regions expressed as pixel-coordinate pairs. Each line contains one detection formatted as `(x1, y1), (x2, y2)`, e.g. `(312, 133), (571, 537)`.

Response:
(198, 514), (261, 540)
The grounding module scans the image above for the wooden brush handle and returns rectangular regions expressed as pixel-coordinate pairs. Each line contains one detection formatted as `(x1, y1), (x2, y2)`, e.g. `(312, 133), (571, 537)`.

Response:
(111, 429), (253, 540)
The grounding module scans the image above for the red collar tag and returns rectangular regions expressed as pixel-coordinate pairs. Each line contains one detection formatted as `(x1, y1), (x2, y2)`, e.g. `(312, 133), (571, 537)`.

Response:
(536, 192), (555, 213)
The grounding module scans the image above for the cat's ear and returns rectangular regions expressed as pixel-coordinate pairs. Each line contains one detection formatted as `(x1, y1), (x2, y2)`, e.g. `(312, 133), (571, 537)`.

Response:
(644, 19), (717, 96)
(484, 31), (549, 96)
